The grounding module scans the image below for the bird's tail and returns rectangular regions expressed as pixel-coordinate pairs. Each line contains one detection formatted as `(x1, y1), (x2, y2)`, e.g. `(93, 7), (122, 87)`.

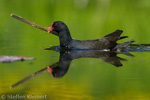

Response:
(112, 40), (135, 51)
(104, 30), (128, 42)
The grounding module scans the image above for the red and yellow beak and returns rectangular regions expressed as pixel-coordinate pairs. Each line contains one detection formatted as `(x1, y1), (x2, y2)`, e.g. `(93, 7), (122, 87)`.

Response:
(47, 66), (53, 76)
(48, 23), (53, 33)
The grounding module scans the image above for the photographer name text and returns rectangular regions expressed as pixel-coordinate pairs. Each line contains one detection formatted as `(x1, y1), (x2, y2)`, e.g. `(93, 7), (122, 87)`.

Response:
(1, 94), (47, 99)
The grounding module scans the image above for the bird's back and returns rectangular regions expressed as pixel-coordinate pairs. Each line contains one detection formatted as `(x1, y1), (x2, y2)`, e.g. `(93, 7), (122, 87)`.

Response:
(70, 30), (124, 50)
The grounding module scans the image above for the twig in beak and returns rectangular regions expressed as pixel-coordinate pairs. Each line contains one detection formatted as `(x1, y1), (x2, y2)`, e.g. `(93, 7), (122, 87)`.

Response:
(10, 13), (49, 32)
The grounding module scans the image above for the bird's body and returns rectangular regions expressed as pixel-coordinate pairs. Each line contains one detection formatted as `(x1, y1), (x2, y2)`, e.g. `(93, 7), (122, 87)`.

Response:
(48, 21), (134, 50)
(70, 37), (117, 50)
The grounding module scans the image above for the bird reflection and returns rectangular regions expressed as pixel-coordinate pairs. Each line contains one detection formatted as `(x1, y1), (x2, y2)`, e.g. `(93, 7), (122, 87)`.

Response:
(47, 50), (131, 78)
(11, 47), (133, 88)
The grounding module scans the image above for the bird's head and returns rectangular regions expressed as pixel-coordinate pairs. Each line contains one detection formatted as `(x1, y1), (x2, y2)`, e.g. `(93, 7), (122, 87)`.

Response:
(48, 21), (68, 36)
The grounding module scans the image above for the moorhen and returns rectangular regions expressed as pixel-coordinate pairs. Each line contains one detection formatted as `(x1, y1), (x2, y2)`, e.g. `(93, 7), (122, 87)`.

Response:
(48, 21), (134, 50)
(11, 50), (131, 88)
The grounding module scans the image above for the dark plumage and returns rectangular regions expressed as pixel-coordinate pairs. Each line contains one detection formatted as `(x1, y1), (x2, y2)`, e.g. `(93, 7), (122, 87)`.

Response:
(48, 21), (134, 50)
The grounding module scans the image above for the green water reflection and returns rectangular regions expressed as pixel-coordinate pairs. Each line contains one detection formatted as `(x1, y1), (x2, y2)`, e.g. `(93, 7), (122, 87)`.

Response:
(1, 0), (150, 100)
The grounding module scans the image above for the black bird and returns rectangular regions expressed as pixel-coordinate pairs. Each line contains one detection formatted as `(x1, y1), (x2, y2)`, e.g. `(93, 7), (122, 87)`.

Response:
(48, 21), (134, 50)
(11, 50), (130, 88)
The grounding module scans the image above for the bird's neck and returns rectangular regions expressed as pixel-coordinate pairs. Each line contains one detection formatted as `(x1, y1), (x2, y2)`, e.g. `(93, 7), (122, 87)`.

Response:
(59, 30), (72, 48)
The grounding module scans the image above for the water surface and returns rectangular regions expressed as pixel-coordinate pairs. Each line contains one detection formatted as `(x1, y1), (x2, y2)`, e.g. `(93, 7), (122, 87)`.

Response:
(1, 0), (150, 100)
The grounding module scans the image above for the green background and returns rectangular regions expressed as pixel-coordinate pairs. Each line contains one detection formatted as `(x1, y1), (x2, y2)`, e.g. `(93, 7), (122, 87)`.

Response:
(0, 0), (150, 100)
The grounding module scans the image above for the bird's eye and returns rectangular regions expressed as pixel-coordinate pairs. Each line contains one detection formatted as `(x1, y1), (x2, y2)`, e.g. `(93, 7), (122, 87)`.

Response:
(54, 23), (57, 27)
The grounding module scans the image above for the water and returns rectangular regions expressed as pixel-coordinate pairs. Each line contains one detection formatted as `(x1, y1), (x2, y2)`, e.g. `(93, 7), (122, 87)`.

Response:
(1, 43), (150, 100)
(1, 0), (150, 100)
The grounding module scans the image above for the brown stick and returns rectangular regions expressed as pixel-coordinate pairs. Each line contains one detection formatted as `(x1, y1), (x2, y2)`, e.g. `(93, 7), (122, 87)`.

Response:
(11, 67), (48, 88)
(10, 13), (49, 32)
